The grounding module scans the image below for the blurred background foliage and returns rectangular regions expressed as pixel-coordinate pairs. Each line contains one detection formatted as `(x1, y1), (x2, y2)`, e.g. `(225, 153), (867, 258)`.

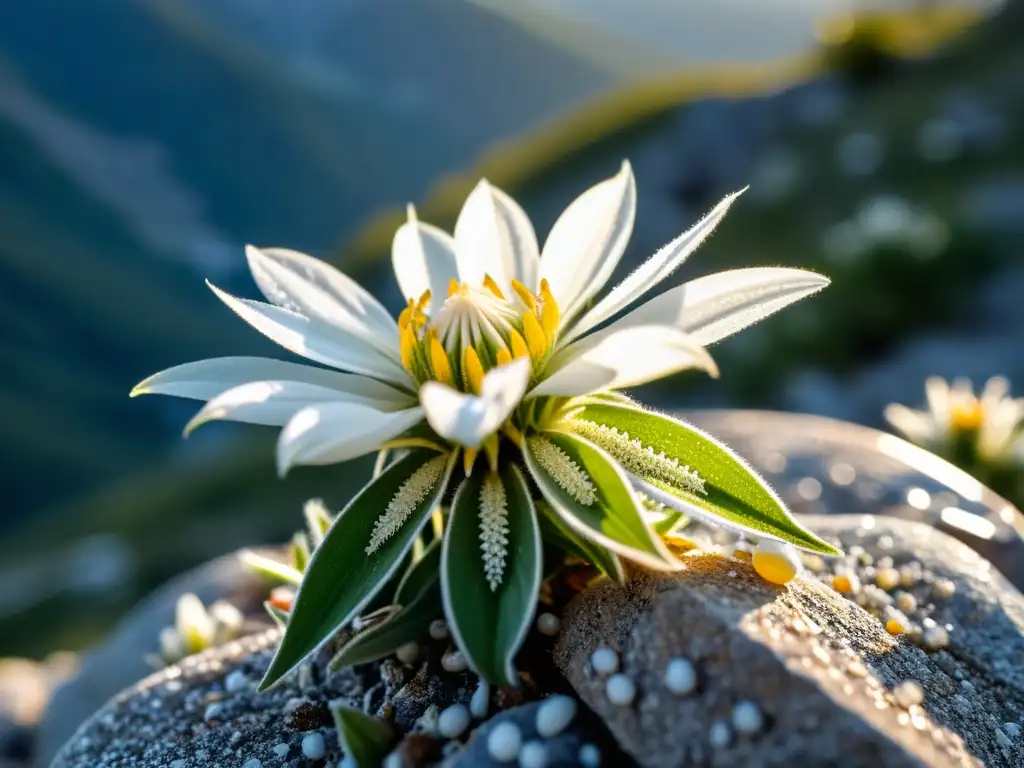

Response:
(1, 0), (1020, 657)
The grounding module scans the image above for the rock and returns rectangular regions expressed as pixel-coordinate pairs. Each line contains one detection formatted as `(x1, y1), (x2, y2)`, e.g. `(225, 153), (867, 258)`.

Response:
(554, 517), (1024, 767)
(37, 549), (272, 766)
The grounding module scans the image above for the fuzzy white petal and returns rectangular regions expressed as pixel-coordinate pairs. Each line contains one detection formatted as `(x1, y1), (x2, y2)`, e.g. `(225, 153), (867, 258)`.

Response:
(582, 268), (829, 348)
(562, 189), (743, 346)
(132, 357), (414, 406)
(538, 161), (636, 323)
(391, 205), (460, 314)
(276, 403), (424, 475)
(453, 180), (540, 294)
(208, 282), (410, 385)
(420, 359), (530, 447)
(246, 246), (398, 358)
(532, 326), (717, 397)
(884, 403), (939, 445)
(184, 379), (414, 434)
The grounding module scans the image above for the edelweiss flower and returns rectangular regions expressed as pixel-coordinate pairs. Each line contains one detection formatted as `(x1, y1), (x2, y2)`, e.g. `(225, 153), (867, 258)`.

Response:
(886, 376), (1024, 464)
(134, 162), (838, 689)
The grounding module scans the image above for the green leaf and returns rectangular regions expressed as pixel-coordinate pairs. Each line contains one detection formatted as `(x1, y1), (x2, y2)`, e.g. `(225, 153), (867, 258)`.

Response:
(524, 430), (680, 571)
(303, 499), (333, 547)
(536, 501), (625, 581)
(290, 532), (310, 572)
(239, 549), (303, 586)
(329, 701), (394, 768)
(329, 588), (442, 670)
(566, 402), (841, 556)
(441, 464), (542, 687)
(264, 601), (289, 628)
(394, 539), (442, 604)
(259, 449), (455, 691)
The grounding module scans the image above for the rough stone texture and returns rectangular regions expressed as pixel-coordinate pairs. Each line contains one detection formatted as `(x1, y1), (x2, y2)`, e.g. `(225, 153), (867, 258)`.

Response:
(38, 550), (274, 767)
(555, 517), (1024, 768)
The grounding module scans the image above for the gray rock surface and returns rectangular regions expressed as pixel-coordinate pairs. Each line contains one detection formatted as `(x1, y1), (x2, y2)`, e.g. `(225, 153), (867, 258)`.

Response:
(37, 550), (269, 766)
(554, 516), (1024, 767)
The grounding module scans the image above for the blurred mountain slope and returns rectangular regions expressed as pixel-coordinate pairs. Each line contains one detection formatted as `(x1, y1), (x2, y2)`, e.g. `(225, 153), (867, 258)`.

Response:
(0, 0), (622, 525)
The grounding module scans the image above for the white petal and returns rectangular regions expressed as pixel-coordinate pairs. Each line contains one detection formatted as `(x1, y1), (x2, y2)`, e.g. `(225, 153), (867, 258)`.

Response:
(420, 359), (530, 447)
(132, 356), (414, 406)
(277, 404), (424, 475)
(925, 376), (951, 422)
(562, 189), (743, 346)
(208, 282), (410, 385)
(391, 205), (460, 314)
(883, 403), (937, 444)
(578, 268), (829, 349)
(184, 380), (359, 433)
(532, 326), (717, 397)
(246, 246), (398, 359)
(538, 161), (636, 323)
(453, 180), (539, 294)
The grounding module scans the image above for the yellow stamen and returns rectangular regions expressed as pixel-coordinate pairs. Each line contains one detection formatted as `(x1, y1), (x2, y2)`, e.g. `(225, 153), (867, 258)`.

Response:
(951, 399), (983, 431)
(496, 347), (512, 366)
(463, 447), (479, 476)
(522, 311), (547, 358)
(448, 278), (460, 298)
(508, 329), (530, 360)
(416, 289), (432, 312)
(483, 434), (500, 471)
(463, 346), (485, 394)
(511, 280), (536, 311)
(380, 437), (449, 453)
(539, 279), (560, 341)
(400, 327), (417, 372)
(429, 333), (452, 385)
(502, 422), (524, 447)
(398, 300), (414, 331)
(482, 274), (505, 299)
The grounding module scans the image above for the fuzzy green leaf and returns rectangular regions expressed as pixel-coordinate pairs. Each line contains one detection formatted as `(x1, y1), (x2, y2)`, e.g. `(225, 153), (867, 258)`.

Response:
(304, 500), (332, 547)
(329, 588), (441, 670)
(524, 431), (680, 571)
(394, 539), (442, 605)
(441, 464), (542, 687)
(536, 502), (625, 581)
(259, 449), (454, 691)
(567, 402), (841, 555)
(290, 533), (310, 572)
(329, 701), (393, 768)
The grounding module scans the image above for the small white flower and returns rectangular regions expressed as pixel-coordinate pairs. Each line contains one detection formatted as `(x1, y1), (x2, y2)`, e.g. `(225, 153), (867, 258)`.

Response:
(885, 376), (1024, 463)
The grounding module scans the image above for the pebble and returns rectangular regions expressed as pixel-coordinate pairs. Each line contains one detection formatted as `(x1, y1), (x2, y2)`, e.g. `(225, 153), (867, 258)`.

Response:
(895, 591), (918, 614)
(487, 722), (523, 762)
(893, 681), (925, 709)
(396, 642), (421, 665)
(224, 669), (249, 694)
(438, 703), (471, 739)
(875, 567), (901, 591)
(996, 728), (1013, 749)
(203, 702), (225, 722)
(243, 760), (262, 768)
(302, 732), (327, 760)
(536, 613), (561, 636)
(590, 648), (619, 676)
(886, 618), (906, 635)
(536, 695), (577, 737)
(934, 579), (957, 598)
(578, 744), (602, 767)
(664, 658), (697, 696)
(442, 649), (469, 673)
(923, 625), (950, 651)
(471, 679), (491, 719)
(1003, 723), (1021, 739)
(518, 740), (549, 768)
(273, 743), (290, 757)
(170, 761), (186, 768)
(429, 620), (449, 640)
(709, 720), (732, 748)
(732, 700), (764, 735)
(606, 674), (636, 705)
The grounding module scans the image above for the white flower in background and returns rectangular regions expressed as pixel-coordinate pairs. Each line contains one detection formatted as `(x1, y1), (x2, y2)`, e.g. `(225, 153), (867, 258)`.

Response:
(147, 593), (244, 668)
(885, 376), (1024, 464)
(134, 161), (837, 690)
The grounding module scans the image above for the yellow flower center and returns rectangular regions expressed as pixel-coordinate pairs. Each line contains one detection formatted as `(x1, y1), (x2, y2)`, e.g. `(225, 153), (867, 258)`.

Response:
(398, 275), (560, 393)
(950, 396), (984, 432)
